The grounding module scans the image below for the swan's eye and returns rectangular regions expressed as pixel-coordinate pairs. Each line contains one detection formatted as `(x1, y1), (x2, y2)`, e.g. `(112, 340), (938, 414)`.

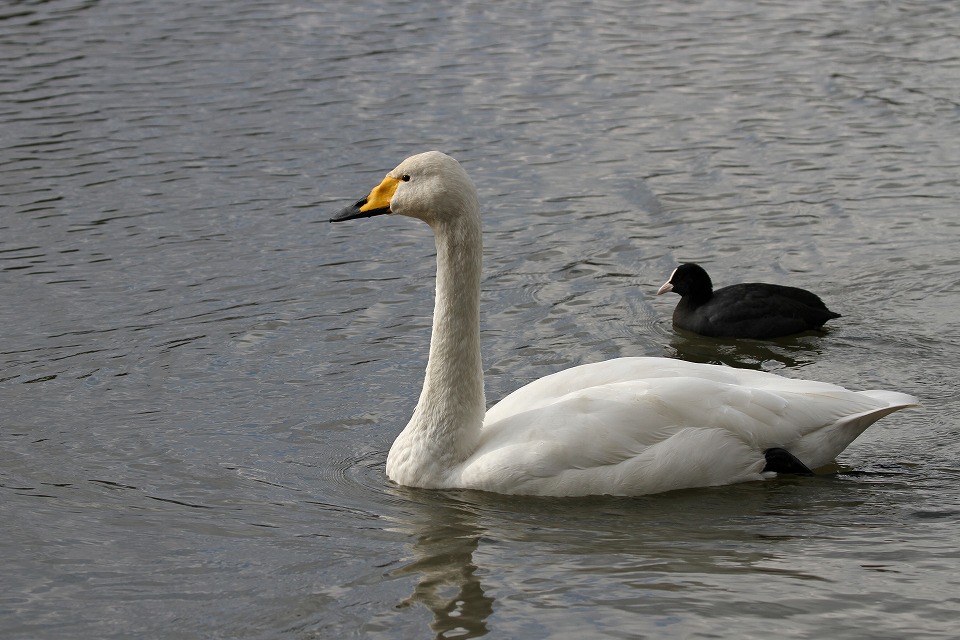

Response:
(400, 174), (410, 182)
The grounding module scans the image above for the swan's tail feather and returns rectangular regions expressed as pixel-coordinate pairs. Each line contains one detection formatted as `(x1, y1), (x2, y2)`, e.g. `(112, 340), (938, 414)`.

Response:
(792, 394), (918, 470)
(859, 390), (920, 409)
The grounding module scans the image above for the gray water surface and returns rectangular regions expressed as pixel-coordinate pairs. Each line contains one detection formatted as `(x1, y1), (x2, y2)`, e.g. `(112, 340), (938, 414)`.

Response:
(2, 0), (959, 638)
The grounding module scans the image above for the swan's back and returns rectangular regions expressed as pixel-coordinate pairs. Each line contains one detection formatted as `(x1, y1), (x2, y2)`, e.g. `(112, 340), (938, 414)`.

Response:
(486, 357), (874, 421)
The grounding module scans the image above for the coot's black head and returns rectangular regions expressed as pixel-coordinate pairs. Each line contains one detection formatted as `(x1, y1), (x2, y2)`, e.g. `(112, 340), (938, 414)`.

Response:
(657, 263), (714, 298)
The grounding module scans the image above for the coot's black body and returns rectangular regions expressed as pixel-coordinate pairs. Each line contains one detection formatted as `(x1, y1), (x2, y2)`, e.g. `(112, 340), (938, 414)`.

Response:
(657, 263), (841, 339)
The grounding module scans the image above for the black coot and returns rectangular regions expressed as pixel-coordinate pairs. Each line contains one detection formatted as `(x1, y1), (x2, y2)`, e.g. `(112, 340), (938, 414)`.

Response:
(657, 263), (841, 339)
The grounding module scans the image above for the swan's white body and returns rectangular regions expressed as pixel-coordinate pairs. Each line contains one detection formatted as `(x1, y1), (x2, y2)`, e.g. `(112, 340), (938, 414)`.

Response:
(332, 151), (917, 497)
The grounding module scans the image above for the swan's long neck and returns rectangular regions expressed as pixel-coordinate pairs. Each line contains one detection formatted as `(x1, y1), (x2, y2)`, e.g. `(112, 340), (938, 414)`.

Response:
(386, 212), (486, 487)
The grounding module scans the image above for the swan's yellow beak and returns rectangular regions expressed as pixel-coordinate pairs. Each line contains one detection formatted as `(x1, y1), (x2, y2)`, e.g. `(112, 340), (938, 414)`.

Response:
(330, 175), (400, 222)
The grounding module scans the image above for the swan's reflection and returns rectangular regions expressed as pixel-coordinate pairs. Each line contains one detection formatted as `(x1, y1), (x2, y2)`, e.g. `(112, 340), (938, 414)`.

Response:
(381, 471), (874, 638)
(387, 487), (494, 639)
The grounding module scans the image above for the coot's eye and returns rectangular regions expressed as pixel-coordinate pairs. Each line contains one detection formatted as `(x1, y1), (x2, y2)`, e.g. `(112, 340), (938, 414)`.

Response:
(401, 174), (410, 182)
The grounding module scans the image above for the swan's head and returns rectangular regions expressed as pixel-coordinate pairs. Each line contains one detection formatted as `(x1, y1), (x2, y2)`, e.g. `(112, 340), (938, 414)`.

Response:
(330, 151), (478, 228)
(657, 263), (713, 296)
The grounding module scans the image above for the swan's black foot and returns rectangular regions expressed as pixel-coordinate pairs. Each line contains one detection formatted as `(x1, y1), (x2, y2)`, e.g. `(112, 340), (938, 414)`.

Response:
(763, 448), (814, 476)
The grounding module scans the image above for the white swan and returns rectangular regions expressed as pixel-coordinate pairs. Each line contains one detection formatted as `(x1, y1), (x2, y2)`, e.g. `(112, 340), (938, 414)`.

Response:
(330, 151), (918, 497)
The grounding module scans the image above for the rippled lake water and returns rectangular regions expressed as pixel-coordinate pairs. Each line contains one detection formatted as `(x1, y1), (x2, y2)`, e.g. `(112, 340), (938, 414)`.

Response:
(2, 0), (959, 638)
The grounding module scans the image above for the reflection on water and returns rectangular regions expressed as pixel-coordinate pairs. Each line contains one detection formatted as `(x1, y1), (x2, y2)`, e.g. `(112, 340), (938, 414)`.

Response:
(387, 489), (494, 639)
(664, 325), (832, 370)
(382, 479), (895, 639)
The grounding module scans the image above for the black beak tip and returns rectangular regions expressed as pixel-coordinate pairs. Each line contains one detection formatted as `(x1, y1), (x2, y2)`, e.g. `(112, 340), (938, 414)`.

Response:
(329, 198), (391, 223)
(328, 208), (353, 223)
(329, 198), (366, 223)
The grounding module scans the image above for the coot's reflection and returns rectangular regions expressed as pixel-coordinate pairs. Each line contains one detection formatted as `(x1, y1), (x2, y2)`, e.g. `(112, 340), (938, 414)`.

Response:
(665, 325), (831, 370)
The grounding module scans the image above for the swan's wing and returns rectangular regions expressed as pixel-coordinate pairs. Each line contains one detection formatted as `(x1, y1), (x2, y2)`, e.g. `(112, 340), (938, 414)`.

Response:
(466, 377), (772, 495)
(482, 375), (886, 464)
(463, 358), (917, 496)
